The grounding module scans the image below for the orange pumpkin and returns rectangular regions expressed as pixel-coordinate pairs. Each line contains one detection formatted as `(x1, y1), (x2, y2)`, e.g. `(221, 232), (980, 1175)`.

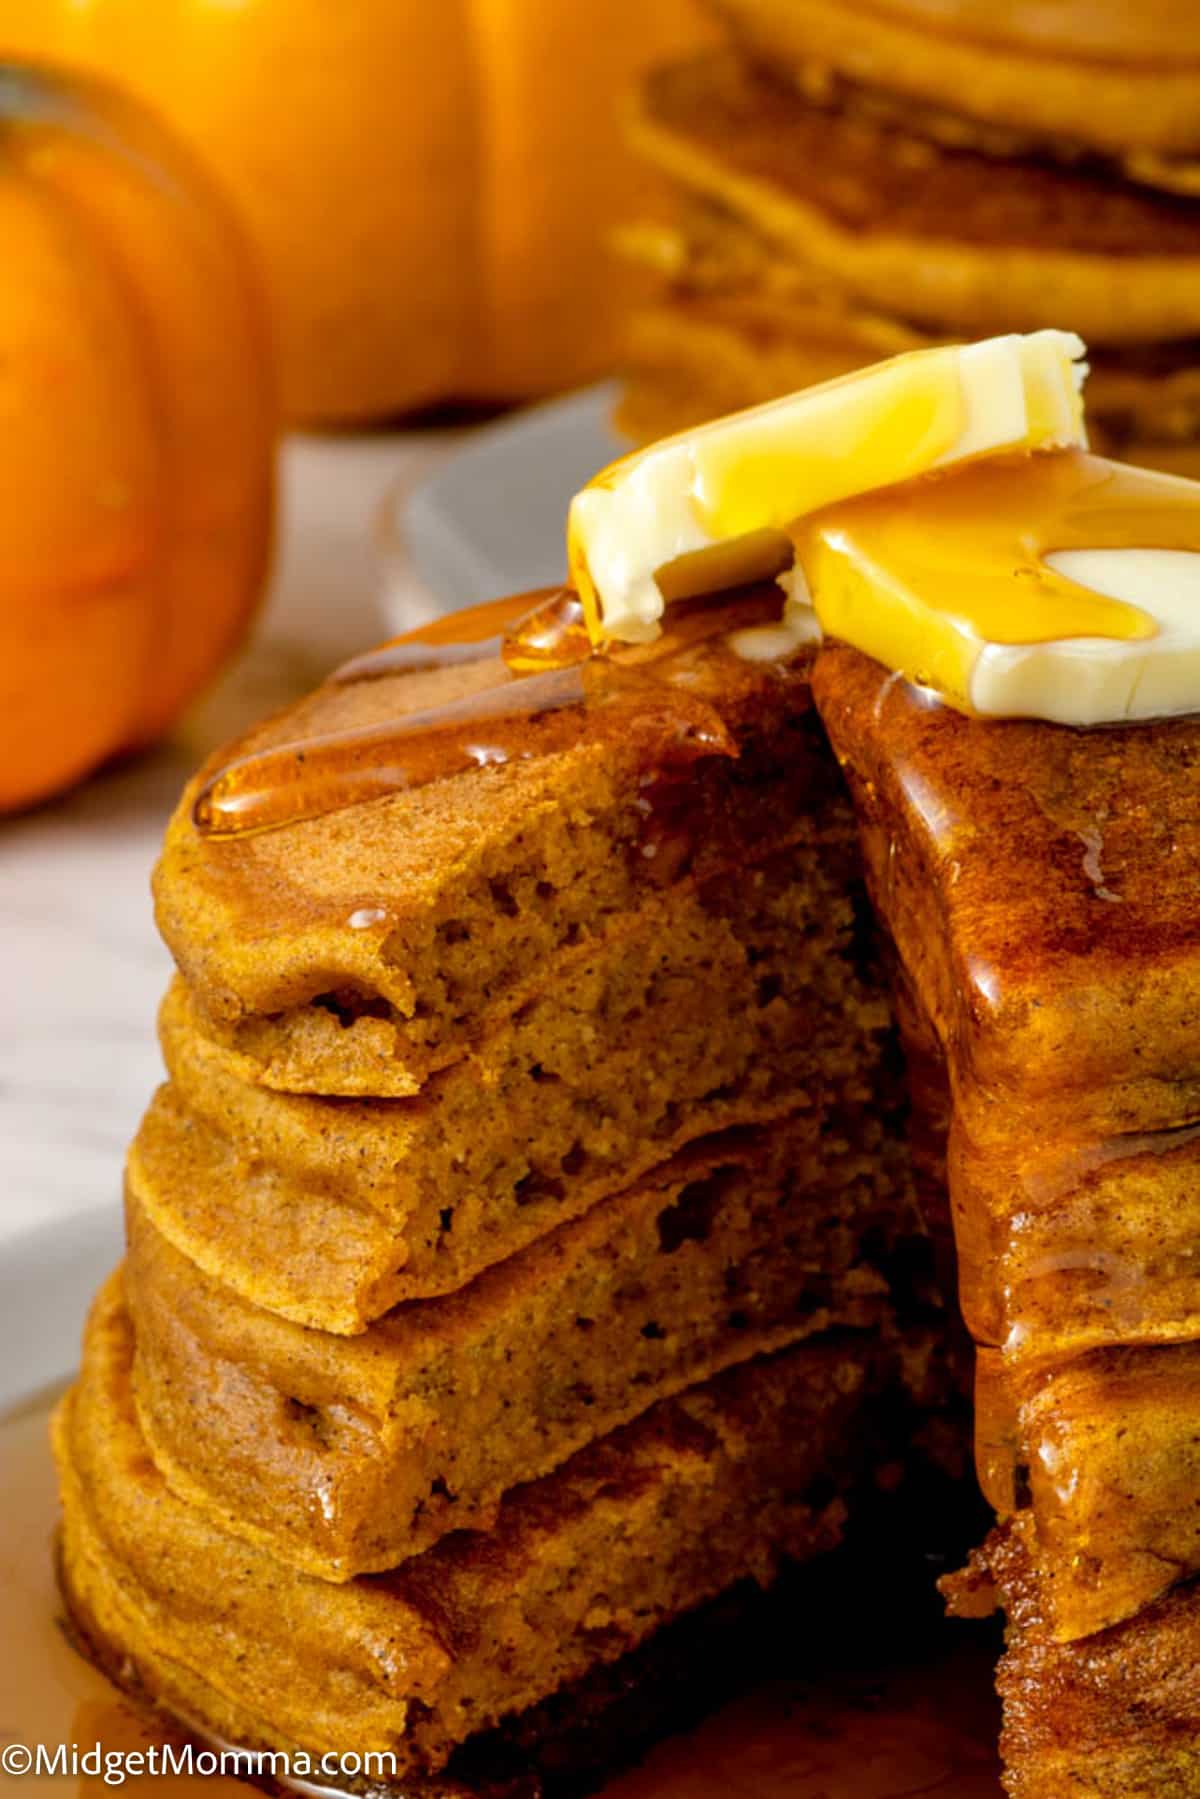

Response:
(0, 1), (710, 423)
(0, 63), (274, 815)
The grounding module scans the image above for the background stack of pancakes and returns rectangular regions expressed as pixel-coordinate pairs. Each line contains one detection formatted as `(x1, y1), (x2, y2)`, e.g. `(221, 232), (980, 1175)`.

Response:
(54, 613), (964, 1787)
(618, 0), (1200, 472)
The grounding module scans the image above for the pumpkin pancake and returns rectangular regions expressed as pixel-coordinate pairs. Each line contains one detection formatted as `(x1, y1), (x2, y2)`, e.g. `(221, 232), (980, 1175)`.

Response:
(973, 1337), (1200, 1642)
(154, 592), (849, 1097)
(628, 53), (1200, 346)
(133, 824), (893, 1334)
(56, 1277), (930, 1784)
(71, 338), (1200, 1795)
(124, 1113), (921, 1578)
(60, 573), (972, 1783)
(709, 0), (1200, 165)
(813, 642), (1200, 1646)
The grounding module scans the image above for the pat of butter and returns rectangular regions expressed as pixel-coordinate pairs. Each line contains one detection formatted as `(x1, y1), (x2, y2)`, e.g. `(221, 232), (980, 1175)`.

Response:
(791, 451), (1200, 726)
(568, 330), (1087, 645)
(974, 548), (1200, 723)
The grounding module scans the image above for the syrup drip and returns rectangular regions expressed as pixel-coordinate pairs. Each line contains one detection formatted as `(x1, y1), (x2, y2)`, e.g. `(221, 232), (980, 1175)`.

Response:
(566, 333), (1084, 643)
(193, 587), (784, 840)
(794, 451), (1200, 717)
(329, 590), (558, 684)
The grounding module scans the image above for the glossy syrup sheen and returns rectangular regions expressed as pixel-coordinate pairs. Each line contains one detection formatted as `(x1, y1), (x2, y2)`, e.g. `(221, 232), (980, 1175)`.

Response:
(814, 631), (1200, 1082)
(192, 586), (794, 839)
(792, 451), (1200, 713)
(812, 641), (1200, 1629)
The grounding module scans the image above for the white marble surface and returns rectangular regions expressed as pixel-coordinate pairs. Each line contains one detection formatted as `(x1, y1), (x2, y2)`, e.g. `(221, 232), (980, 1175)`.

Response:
(0, 429), (460, 1252)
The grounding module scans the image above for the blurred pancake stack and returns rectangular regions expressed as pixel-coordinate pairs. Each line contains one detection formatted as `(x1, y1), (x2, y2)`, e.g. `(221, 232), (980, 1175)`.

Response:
(618, 0), (1200, 472)
(53, 591), (964, 1789)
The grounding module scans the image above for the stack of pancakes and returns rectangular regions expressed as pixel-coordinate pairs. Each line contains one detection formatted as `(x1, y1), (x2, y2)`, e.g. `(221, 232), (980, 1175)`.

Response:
(618, 0), (1200, 471)
(54, 525), (1200, 1789)
(813, 639), (1200, 1799)
(54, 601), (959, 1789)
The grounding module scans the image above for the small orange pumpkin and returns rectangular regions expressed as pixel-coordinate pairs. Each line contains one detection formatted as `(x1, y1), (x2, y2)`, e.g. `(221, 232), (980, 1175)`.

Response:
(0, 0), (711, 423)
(0, 62), (275, 815)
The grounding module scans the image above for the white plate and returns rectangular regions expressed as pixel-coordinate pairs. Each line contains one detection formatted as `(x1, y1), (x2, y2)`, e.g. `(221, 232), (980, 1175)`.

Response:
(390, 384), (622, 624)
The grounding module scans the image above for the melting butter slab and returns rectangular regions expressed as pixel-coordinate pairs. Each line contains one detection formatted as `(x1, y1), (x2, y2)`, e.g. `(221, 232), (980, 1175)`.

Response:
(568, 330), (1087, 643)
(791, 450), (1200, 725)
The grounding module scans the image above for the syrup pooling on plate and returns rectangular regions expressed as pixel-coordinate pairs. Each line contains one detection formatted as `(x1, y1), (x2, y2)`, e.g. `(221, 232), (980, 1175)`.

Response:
(192, 588), (793, 839)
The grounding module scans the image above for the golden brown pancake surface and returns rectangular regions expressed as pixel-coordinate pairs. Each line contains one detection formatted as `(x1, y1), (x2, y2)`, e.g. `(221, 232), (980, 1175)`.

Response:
(814, 643), (1200, 1646)
(154, 590), (838, 1097)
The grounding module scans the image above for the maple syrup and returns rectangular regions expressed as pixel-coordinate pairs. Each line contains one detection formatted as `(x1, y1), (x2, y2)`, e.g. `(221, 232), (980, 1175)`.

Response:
(328, 590), (554, 685)
(816, 637), (1200, 1624)
(192, 588), (793, 840)
(792, 450), (1200, 720)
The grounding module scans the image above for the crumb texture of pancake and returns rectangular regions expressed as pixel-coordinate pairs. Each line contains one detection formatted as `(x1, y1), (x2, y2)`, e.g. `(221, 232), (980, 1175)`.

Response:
(73, 578), (967, 1781)
(70, 431), (1200, 1792)
(132, 824), (892, 1333)
(153, 608), (835, 1096)
(56, 1278), (898, 1777)
(124, 1113), (920, 1578)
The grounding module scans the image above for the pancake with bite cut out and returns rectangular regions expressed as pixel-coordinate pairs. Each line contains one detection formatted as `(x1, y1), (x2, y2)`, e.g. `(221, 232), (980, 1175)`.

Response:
(154, 590), (842, 1099)
(57, 1277), (938, 1786)
(134, 823), (893, 1333)
(124, 1112), (922, 1578)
